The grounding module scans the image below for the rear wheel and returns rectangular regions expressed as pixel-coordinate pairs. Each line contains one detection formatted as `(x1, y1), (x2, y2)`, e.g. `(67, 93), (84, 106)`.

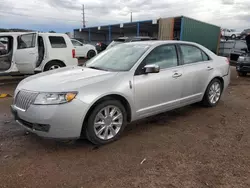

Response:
(202, 79), (222, 107)
(87, 50), (96, 59)
(85, 100), (127, 145)
(237, 71), (247, 77)
(44, 61), (64, 71)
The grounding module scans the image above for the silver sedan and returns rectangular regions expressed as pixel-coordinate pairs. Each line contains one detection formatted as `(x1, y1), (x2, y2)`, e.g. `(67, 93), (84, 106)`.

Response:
(11, 41), (231, 145)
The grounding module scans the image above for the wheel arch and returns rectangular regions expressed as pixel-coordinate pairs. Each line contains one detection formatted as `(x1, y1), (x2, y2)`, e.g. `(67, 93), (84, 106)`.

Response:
(85, 94), (132, 122)
(203, 76), (224, 98)
(43, 59), (66, 71)
(81, 94), (132, 137)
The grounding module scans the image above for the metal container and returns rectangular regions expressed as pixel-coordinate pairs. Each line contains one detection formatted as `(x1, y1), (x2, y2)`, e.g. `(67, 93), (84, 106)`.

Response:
(180, 16), (221, 53)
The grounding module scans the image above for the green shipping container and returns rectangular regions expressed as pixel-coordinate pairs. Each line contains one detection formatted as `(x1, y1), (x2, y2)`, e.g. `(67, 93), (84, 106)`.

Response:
(180, 16), (221, 53)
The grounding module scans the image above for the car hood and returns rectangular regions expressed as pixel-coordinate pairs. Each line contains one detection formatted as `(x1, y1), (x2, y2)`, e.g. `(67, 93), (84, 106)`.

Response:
(17, 66), (118, 92)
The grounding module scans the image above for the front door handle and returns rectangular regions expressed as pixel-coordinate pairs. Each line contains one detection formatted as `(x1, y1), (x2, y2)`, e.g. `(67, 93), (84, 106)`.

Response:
(172, 72), (182, 78)
(207, 66), (214, 71)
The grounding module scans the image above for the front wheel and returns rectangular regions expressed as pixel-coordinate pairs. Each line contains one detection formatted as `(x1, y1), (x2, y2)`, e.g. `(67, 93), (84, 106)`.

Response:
(202, 79), (222, 107)
(85, 100), (127, 145)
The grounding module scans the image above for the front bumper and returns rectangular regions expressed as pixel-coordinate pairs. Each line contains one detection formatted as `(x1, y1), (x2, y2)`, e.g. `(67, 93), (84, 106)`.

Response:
(11, 98), (89, 139)
(236, 63), (250, 72)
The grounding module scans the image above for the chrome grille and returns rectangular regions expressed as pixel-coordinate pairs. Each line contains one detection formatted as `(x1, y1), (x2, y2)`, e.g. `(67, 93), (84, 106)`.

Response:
(14, 90), (38, 111)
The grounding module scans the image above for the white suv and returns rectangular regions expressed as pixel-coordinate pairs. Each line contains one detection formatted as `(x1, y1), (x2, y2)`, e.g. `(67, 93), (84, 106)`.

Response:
(0, 32), (78, 75)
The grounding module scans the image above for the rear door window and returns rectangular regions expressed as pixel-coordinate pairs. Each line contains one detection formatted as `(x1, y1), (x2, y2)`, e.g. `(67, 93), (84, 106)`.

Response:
(49, 36), (67, 48)
(201, 51), (210, 61)
(180, 45), (203, 64)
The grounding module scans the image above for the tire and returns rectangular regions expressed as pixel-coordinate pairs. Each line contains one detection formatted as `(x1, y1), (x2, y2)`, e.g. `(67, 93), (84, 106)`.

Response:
(44, 61), (64, 71)
(237, 71), (247, 77)
(87, 50), (96, 59)
(85, 100), (127, 145)
(231, 34), (236, 39)
(202, 78), (222, 107)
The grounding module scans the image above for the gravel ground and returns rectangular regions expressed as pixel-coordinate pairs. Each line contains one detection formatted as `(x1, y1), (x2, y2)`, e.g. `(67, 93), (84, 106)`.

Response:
(0, 67), (250, 188)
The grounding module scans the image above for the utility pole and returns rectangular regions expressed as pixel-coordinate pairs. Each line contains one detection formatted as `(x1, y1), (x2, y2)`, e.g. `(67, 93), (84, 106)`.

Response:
(130, 12), (132, 22)
(82, 4), (86, 28)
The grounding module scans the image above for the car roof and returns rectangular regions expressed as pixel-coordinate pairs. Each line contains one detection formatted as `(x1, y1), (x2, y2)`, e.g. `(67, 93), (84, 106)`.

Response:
(0, 32), (28, 36)
(0, 32), (67, 37)
(117, 36), (155, 39)
(39, 33), (67, 37)
(122, 40), (202, 46)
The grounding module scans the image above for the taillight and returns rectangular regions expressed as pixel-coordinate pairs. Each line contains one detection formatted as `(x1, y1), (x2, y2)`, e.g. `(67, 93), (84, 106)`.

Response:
(97, 42), (101, 46)
(72, 49), (76, 58)
(226, 58), (230, 64)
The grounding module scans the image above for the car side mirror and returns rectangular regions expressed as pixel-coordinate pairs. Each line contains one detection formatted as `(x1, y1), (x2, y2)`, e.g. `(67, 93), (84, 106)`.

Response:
(143, 64), (160, 74)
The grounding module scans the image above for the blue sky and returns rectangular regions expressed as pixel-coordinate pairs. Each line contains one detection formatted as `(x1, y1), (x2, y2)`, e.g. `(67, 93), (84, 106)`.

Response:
(1, 0), (250, 32)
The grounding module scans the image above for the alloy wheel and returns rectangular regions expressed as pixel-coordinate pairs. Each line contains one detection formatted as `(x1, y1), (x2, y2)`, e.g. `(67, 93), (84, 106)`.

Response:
(93, 105), (123, 140)
(208, 82), (221, 104)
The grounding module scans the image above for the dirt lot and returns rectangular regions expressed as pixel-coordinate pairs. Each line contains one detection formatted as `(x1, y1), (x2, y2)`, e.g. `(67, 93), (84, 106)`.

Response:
(0, 67), (250, 188)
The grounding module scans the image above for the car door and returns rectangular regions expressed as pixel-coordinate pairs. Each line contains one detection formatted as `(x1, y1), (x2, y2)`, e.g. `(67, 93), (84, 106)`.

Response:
(178, 44), (213, 105)
(14, 32), (38, 74)
(133, 44), (183, 118)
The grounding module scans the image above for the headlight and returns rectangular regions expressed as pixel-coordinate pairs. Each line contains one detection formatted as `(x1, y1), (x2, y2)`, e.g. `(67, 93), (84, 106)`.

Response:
(238, 56), (245, 62)
(33, 92), (77, 105)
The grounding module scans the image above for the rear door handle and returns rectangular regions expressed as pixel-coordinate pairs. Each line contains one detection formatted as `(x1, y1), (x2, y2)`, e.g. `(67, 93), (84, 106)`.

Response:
(172, 72), (182, 78)
(207, 66), (214, 71)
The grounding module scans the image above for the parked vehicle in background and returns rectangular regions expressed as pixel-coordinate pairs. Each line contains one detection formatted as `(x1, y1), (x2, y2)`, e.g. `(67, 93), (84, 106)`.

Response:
(95, 42), (107, 53)
(106, 36), (157, 50)
(219, 40), (247, 66)
(71, 39), (97, 59)
(236, 53), (250, 76)
(0, 38), (8, 49)
(0, 42), (6, 55)
(11, 40), (230, 145)
(240, 29), (250, 39)
(0, 32), (78, 75)
(221, 28), (241, 39)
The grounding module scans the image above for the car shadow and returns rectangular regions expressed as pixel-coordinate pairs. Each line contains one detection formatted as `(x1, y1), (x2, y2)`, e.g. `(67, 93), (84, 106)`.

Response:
(20, 104), (202, 151)
(122, 104), (200, 137)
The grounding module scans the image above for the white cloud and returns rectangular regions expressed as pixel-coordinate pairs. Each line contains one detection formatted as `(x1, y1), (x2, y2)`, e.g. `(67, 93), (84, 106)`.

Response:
(1, 0), (250, 31)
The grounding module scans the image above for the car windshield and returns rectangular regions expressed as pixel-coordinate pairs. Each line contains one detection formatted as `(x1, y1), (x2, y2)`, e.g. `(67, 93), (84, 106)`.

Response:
(106, 40), (126, 49)
(86, 43), (150, 71)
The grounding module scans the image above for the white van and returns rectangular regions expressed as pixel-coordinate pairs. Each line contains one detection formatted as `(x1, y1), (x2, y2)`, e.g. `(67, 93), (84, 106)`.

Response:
(0, 32), (78, 75)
